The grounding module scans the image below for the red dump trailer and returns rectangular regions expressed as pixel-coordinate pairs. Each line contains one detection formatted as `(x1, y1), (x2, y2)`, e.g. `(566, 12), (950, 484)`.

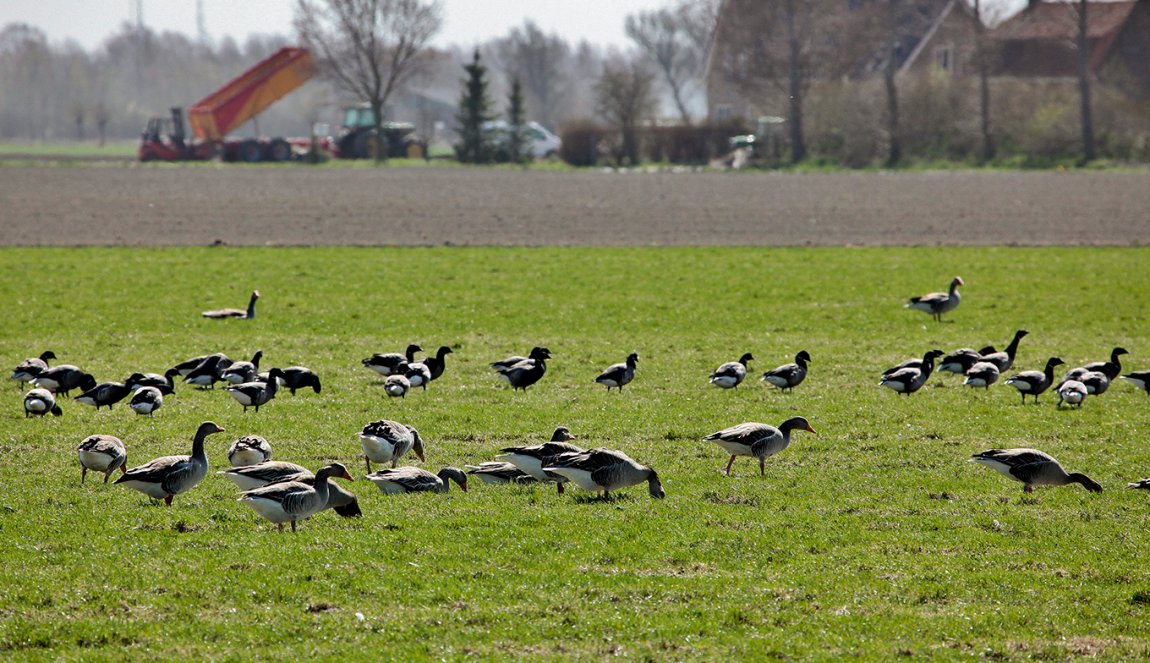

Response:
(139, 47), (322, 162)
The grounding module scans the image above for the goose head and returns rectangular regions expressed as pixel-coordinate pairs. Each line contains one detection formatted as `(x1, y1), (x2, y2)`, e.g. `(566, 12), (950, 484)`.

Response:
(316, 462), (355, 483)
(405, 344), (423, 359)
(795, 350), (811, 365)
(1046, 357), (1066, 371)
(627, 352), (639, 365)
(438, 467), (469, 492)
(1069, 473), (1103, 493)
(436, 346), (454, 358)
(647, 468), (666, 499)
(738, 352), (755, 365)
(40, 351), (57, 362)
(530, 347), (552, 361)
(551, 426), (574, 441)
(780, 416), (817, 435)
(411, 429), (427, 463)
(1112, 347), (1130, 361)
(78, 374), (98, 392)
(951, 276), (964, 288)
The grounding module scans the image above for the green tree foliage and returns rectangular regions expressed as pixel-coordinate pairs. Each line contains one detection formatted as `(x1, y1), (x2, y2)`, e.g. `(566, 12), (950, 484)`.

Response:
(455, 49), (494, 164)
(506, 77), (526, 164)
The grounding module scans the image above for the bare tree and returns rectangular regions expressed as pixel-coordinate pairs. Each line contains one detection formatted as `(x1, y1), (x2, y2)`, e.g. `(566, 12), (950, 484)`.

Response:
(1072, 0), (1096, 162)
(972, 0), (995, 163)
(295, 0), (443, 162)
(493, 21), (569, 130)
(595, 54), (657, 166)
(624, 0), (718, 124)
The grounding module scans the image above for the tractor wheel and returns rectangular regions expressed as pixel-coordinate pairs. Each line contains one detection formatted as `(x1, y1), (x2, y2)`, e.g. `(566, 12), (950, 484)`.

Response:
(266, 139), (292, 162)
(353, 132), (378, 160)
(237, 139), (262, 163)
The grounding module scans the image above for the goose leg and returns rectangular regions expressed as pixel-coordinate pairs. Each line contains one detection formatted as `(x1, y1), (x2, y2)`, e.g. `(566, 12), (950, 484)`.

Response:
(556, 482), (565, 495)
(724, 456), (735, 476)
(291, 520), (297, 533)
(164, 494), (174, 506)
(759, 458), (766, 476)
(364, 456), (372, 473)
(1024, 484), (1035, 493)
(81, 466), (87, 483)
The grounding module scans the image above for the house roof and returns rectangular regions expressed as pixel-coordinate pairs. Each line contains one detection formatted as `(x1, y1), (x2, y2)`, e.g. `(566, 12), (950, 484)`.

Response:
(994, 0), (1136, 41)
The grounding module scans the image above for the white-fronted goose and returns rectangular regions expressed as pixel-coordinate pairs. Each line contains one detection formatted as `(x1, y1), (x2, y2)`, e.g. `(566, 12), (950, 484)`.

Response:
(385, 368), (411, 399)
(405, 361), (432, 390)
(979, 330), (1029, 372)
(239, 462), (354, 531)
(172, 352), (232, 377)
(359, 419), (426, 472)
(937, 346), (997, 375)
(1083, 347), (1129, 381)
(114, 421), (225, 505)
(1004, 357), (1065, 403)
(1120, 370), (1150, 395)
(595, 352), (638, 392)
(129, 386), (163, 416)
(970, 448), (1102, 493)
(963, 361), (1000, 390)
(1057, 380), (1088, 408)
(1058, 367), (1110, 395)
(710, 352), (753, 389)
(366, 466), (468, 494)
(423, 346), (454, 382)
(880, 350), (944, 395)
(495, 426), (582, 494)
(225, 368), (285, 412)
(77, 434), (128, 483)
(761, 351), (810, 391)
(24, 388), (62, 417)
(465, 462), (536, 485)
(543, 449), (665, 499)
(33, 365), (96, 396)
(125, 369), (178, 395)
(222, 350), (263, 385)
(906, 276), (963, 322)
(75, 381), (132, 410)
(494, 347), (551, 391)
(11, 350), (55, 386)
(220, 461), (312, 490)
(203, 290), (260, 319)
(362, 344), (422, 376)
(704, 416), (817, 476)
(183, 354), (232, 390)
(227, 435), (273, 466)
(278, 366), (321, 395)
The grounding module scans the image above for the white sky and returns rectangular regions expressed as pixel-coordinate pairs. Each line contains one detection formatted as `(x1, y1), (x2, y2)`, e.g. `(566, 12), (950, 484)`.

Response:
(4, 0), (683, 50)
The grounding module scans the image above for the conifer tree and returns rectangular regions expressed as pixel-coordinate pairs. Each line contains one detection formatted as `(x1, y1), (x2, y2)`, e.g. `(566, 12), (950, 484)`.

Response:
(455, 49), (495, 163)
(507, 77), (527, 164)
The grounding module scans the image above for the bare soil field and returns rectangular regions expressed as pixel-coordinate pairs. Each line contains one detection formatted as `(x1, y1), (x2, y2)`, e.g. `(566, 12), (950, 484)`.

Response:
(2, 165), (1147, 246)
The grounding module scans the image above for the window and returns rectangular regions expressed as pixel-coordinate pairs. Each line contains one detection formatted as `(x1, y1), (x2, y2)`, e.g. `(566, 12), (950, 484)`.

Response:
(934, 46), (953, 73)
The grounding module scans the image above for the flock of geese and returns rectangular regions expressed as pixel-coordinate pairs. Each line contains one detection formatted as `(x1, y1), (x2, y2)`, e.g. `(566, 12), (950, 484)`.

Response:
(11, 279), (1150, 531)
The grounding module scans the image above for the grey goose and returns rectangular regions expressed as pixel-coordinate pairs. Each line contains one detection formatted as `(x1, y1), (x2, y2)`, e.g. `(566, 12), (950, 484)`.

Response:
(358, 419), (426, 472)
(77, 434), (128, 483)
(202, 290), (259, 319)
(543, 448), (665, 499)
(970, 448), (1102, 493)
(704, 416), (817, 476)
(114, 421), (225, 505)
(906, 276), (962, 322)
(227, 435), (273, 467)
(367, 466), (469, 494)
(219, 461), (361, 517)
(238, 462), (354, 531)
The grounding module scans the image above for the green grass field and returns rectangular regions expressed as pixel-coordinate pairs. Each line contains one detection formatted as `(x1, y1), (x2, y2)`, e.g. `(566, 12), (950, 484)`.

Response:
(2, 246), (1149, 659)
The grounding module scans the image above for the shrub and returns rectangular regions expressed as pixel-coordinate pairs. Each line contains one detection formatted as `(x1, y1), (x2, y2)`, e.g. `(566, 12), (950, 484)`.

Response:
(559, 121), (608, 167)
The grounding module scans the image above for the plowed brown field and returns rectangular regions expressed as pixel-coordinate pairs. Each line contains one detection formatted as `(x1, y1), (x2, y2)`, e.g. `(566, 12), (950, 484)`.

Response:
(3, 166), (1147, 246)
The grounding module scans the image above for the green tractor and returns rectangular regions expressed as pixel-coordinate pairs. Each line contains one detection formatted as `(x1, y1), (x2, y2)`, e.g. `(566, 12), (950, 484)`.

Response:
(335, 104), (429, 159)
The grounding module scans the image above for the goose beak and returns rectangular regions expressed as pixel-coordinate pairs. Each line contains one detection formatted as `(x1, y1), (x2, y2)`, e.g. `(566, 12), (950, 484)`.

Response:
(342, 471), (355, 481)
(416, 450), (427, 463)
(805, 424), (817, 434)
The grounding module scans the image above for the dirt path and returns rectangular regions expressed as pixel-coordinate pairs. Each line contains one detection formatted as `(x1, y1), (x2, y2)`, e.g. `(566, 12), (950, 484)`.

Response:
(2, 166), (1146, 246)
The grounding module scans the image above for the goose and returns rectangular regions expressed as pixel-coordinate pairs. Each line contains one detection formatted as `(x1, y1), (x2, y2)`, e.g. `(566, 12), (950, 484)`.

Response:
(595, 352), (638, 392)
(238, 462), (354, 532)
(32, 365), (96, 396)
(77, 434), (128, 483)
(1127, 478), (1150, 491)
(703, 416), (817, 476)
(172, 352), (232, 377)
(880, 349), (944, 395)
(362, 344), (422, 376)
(11, 350), (55, 386)
(493, 347), (551, 391)
(225, 368), (285, 412)
(227, 435), (273, 467)
(495, 426), (582, 494)
(978, 330), (1029, 372)
(125, 369), (178, 395)
(183, 354), (231, 390)
(490, 347), (542, 372)
(543, 449), (665, 499)
(405, 361), (432, 390)
(1004, 357), (1065, 403)
(366, 466), (469, 494)
(937, 346), (997, 375)
(203, 290), (260, 319)
(358, 419), (426, 472)
(114, 421), (225, 505)
(278, 366), (321, 395)
(761, 351), (810, 392)
(963, 361), (1000, 390)
(906, 276), (963, 322)
(129, 386), (163, 416)
(219, 461), (361, 517)
(710, 352), (753, 389)
(465, 462), (537, 485)
(422, 346), (454, 382)
(1082, 347), (1128, 381)
(1120, 370), (1150, 395)
(384, 364), (412, 398)
(970, 448), (1102, 493)
(221, 350), (263, 385)
(219, 460), (312, 490)
(75, 381), (132, 410)
(1057, 380), (1088, 408)
(24, 388), (62, 417)
(1058, 368), (1110, 396)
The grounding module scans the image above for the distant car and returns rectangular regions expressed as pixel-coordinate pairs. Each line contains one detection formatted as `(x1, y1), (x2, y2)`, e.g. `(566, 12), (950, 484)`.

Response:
(483, 121), (561, 160)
